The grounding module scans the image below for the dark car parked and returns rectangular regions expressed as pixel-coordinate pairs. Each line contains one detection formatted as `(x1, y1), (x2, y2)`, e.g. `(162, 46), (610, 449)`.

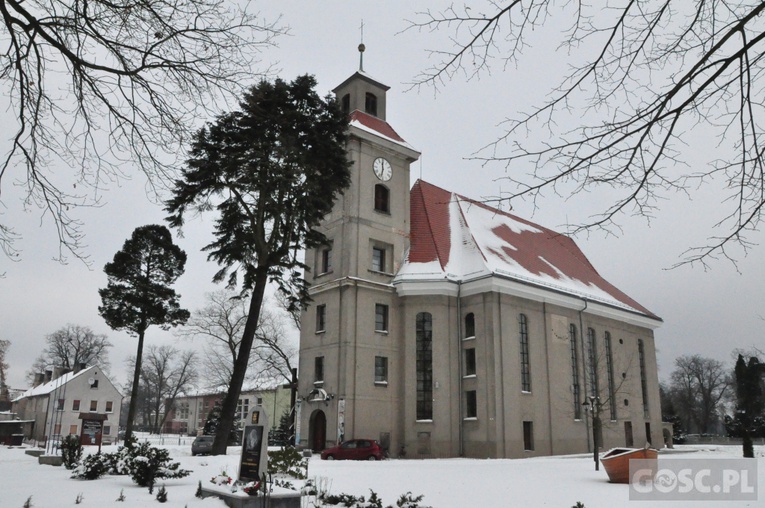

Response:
(191, 435), (214, 456)
(320, 439), (385, 461)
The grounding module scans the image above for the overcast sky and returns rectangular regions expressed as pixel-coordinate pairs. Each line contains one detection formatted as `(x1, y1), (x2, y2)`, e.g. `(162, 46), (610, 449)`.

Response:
(2, 1), (763, 392)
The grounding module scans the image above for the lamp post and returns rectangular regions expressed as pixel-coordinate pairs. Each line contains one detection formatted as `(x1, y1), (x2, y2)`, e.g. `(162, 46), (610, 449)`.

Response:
(583, 395), (601, 471)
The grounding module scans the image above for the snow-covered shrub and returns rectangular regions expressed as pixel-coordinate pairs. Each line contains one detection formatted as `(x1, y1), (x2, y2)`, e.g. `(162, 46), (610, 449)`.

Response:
(123, 441), (191, 487)
(71, 452), (110, 480)
(396, 492), (428, 508)
(268, 446), (308, 479)
(61, 435), (83, 470)
(155, 485), (168, 503)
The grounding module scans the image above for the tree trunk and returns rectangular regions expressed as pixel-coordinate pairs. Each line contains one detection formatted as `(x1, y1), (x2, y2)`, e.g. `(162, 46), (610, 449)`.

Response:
(211, 268), (269, 455)
(124, 329), (146, 444)
(289, 367), (297, 446)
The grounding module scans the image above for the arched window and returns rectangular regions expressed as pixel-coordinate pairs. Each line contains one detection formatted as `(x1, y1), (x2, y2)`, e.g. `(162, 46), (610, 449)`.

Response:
(604, 332), (617, 420)
(365, 92), (378, 116)
(341, 93), (350, 114)
(638, 339), (649, 417)
(374, 184), (389, 213)
(416, 312), (433, 420)
(569, 324), (581, 419)
(519, 314), (531, 392)
(464, 313), (475, 338)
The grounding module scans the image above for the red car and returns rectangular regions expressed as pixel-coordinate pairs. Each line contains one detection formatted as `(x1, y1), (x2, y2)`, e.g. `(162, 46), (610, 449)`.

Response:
(320, 439), (385, 461)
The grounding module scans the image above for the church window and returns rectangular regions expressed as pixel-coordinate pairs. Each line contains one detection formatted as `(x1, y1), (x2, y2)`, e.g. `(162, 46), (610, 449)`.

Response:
(365, 92), (378, 116)
(464, 313), (475, 338)
(569, 324), (581, 419)
(604, 332), (617, 420)
(319, 246), (332, 274)
(638, 339), (649, 417)
(374, 356), (388, 384)
(416, 312), (433, 420)
(587, 328), (598, 397)
(375, 304), (389, 332)
(372, 246), (386, 272)
(314, 356), (324, 385)
(374, 184), (390, 213)
(341, 93), (350, 114)
(523, 421), (535, 451)
(316, 304), (326, 333)
(519, 314), (531, 392)
(464, 348), (476, 376)
(465, 390), (477, 418)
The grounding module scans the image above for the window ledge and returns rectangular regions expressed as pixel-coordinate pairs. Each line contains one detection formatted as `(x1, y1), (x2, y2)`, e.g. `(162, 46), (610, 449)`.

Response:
(521, 390), (532, 395)
(374, 381), (388, 386)
(315, 330), (326, 335)
(313, 381), (324, 387)
(463, 374), (477, 379)
(462, 336), (476, 342)
(374, 329), (389, 335)
(463, 417), (478, 422)
(415, 419), (433, 424)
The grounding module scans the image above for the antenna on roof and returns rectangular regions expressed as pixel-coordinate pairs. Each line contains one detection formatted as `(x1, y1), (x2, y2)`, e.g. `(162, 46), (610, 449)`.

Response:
(358, 20), (365, 71)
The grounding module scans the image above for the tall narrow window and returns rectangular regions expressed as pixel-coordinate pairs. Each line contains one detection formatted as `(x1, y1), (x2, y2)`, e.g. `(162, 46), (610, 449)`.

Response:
(464, 348), (476, 376)
(569, 324), (581, 419)
(105, 401), (114, 413)
(72, 399), (81, 412)
(365, 92), (378, 116)
(375, 304), (389, 332)
(341, 93), (350, 114)
(372, 246), (386, 272)
(316, 304), (326, 332)
(416, 312), (433, 420)
(89, 400), (98, 412)
(56, 398), (65, 411)
(314, 356), (324, 385)
(465, 390), (477, 418)
(523, 421), (534, 451)
(374, 185), (390, 213)
(587, 328), (598, 397)
(604, 332), (617, 420)
(638, 339), (649, 417)
(320, 247), (332, 274)
(464, 313), (475, 338)
(519, 314), (531, 392)
(374, 356), (388, 384)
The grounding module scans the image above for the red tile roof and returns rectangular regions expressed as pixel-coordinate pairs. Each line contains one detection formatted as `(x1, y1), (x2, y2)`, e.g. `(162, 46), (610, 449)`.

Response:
(401, 180), (659, 320)
(349, 110), (407, 143)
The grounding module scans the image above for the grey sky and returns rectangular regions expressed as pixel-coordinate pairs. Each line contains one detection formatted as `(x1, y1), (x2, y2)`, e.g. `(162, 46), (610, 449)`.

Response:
(2, 1), (763, 392)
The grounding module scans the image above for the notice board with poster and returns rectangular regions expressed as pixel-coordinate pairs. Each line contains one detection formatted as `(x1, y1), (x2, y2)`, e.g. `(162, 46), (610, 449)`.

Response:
(239, 406), (269, 482)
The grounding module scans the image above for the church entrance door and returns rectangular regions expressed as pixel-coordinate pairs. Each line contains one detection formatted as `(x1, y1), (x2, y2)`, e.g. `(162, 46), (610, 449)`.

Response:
(309, 410), (326, 452)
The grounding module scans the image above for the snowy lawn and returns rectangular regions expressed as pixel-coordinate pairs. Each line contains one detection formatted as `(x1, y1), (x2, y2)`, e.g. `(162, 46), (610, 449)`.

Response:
(1, 441), (762, 507)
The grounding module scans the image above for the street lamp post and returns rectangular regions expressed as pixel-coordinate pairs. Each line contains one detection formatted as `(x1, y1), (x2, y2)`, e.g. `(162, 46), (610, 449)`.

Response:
(583, 395), (601, 471)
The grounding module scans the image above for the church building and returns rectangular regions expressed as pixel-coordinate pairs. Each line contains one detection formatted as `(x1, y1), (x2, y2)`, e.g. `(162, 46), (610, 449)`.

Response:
(296, 63), (663, 459)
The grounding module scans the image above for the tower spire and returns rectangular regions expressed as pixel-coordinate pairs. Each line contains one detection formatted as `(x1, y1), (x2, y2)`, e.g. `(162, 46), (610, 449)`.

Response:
(358, 20), (365, 72)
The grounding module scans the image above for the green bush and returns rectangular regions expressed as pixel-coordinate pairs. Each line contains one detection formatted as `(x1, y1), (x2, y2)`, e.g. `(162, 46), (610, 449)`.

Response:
(61, 435), (83, 470)
(123, 441), (191, 487)
(267, 446), (308, 479)
(71, 453), (110, 480)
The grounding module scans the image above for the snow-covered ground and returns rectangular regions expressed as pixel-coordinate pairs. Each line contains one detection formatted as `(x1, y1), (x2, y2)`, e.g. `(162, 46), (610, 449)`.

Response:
(1, 440), (762, 507)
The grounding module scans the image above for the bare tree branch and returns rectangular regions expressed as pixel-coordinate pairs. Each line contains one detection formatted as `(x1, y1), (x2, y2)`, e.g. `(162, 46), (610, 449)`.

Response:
(0, 0), (285, 261)
(408, 1), (765, 267)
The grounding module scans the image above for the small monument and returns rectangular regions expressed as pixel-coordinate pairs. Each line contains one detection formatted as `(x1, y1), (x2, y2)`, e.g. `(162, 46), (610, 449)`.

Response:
(239, 406), (269, 483)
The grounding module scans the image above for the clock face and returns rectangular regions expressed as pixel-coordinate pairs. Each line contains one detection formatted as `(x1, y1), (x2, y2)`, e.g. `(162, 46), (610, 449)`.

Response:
(373, 157), (392, 181)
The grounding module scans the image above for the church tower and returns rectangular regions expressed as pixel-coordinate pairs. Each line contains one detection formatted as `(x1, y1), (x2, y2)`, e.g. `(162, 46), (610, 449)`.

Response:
(297, 47), (420, 454)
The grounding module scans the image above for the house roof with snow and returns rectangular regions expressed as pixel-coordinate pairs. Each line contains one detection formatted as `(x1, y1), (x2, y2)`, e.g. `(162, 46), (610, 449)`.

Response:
(12, 366), (97, 402)
(394, 180), (661, 327)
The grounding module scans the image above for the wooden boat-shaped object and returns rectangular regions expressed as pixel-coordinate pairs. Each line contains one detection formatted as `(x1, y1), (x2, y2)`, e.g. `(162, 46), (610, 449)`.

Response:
(600, 447), (658, 483)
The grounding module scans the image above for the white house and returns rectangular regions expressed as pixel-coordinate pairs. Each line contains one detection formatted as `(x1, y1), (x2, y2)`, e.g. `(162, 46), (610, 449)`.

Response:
(12, 365), (122, 446)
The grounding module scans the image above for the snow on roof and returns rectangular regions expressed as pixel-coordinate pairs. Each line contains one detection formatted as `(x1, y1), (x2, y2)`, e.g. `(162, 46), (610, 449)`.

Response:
(396, 180), (660, 320)
(348, 110), (417, 152)
(13, 366), (95, 402)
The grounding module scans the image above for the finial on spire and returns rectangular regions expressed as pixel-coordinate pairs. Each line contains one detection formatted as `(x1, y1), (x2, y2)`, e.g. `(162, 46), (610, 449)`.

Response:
(358, 20), (365, 71)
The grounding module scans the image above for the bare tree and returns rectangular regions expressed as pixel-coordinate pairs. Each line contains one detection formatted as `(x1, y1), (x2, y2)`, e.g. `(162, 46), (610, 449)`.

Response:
(25, 324), (112, 383)
(178, 290), (297, 389)
(0, 339), (9, 401)
(669, 354), (731, 434)
(407, 2), (765, 266)
(0, 0), (285, 261)
(126, 345), (198, 433)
